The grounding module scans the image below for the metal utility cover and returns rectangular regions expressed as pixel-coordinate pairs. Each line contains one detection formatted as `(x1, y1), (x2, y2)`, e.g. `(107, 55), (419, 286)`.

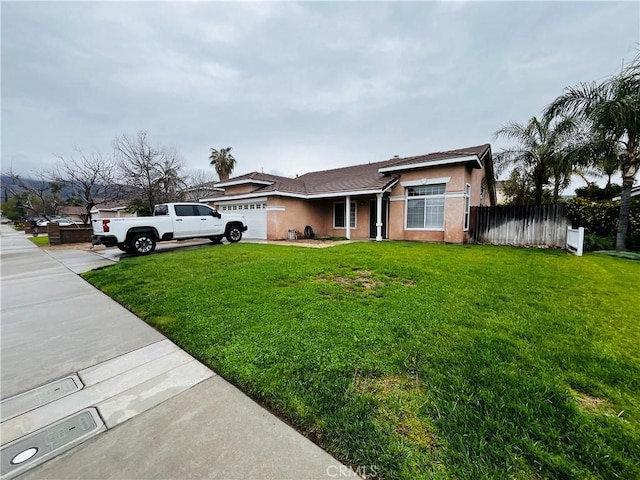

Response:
(0, 408), (105, 479)
(0, 375), (84, 423)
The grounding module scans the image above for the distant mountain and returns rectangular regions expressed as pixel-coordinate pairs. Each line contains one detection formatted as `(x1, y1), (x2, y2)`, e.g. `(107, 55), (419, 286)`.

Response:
(1, 175), (76, 200)
(1, 175), (142, 204)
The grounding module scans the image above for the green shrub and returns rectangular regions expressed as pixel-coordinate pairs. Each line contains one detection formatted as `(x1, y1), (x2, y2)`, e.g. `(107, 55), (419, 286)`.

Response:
(566, 197), (640, 251)
(583, 234), (615, 251)
(575, 184), (622, 201)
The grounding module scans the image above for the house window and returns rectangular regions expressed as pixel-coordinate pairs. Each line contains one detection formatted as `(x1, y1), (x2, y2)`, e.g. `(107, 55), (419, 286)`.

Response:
(334, 201), (356, 229)
(464, 184), (471, 231)
(406, 184), (445, 229)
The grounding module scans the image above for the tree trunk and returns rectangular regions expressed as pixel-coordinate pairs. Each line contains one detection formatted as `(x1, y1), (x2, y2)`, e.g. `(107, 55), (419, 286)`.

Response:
(553, 175), (560, 204)
(615, 177), (633, 251)
(534, 176), (544, 206)
(604, 174), (612, 196)
(616, 148), (639, 251)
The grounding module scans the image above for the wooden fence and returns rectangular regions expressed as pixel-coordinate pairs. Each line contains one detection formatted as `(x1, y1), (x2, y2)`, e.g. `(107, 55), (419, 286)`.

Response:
(469, 204), (571, 248)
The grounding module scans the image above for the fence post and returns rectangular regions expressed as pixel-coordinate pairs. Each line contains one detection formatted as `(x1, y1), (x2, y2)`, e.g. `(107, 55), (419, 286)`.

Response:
(575, 227), (584, 256)
(48, 223), (61, 245)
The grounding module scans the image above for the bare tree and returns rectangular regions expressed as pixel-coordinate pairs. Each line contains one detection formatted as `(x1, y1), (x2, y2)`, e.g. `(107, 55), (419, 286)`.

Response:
(2, 169), (63, 219)
(113, 131), (187, 215)
(52, 149), (120, 225)
(182, 169), (220, 201)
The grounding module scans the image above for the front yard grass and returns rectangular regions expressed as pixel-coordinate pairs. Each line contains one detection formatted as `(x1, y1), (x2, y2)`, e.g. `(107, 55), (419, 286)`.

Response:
(28, 235), (49, 247)
(83, 243), (640, 479)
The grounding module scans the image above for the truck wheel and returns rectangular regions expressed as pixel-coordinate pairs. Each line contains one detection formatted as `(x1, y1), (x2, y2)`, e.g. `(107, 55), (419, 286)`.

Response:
(117, 243), (130, 252)
(210, 235), (224, 244)
(225, 226), (243, 243)
(130, 233), (156, 255)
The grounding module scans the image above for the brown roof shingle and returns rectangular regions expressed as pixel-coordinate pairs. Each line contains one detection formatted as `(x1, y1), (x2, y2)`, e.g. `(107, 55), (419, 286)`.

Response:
(216, 144), (491, 198)
(382, 144), (491, 170)
(297, 160), (398, 194)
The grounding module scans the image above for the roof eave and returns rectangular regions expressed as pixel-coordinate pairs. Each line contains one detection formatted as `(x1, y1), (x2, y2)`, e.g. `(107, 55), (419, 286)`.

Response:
(203, 186), (395, 202)
(214, 179), (275, 188)
(378, 155), (482, 173)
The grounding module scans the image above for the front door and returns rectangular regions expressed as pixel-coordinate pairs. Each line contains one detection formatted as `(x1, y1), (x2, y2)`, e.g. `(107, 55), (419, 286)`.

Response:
(369, 199), (387, 239)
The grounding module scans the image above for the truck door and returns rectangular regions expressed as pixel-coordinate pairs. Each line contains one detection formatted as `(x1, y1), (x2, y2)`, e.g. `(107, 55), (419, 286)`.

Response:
(173, 205), (201, 237)
(195, 204), (224, 235)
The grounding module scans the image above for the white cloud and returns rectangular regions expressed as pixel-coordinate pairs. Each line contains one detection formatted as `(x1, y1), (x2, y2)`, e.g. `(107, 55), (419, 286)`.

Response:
(2, 0), (638, 194)
(201, 62), (240, 81)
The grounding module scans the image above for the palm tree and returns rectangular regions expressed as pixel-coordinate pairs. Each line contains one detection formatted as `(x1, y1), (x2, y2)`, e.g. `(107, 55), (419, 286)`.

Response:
(208, 147), (236, 182)
(547, 55), (639, 251)
(548, 127), (616, 202)
(550, 153), (573, 203)
(154, 158), (187, 204)
(494, 115), (578, 205)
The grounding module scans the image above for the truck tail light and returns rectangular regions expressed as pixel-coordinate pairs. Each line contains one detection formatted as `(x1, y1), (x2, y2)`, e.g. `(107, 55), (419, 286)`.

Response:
(102, 219), (110, 232)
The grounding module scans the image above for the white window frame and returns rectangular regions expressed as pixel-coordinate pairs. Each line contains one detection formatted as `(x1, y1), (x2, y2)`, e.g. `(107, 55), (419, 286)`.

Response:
(464, 183), (471, 231)
(404, 184), (446, 231)
(333, 201), (357, 229)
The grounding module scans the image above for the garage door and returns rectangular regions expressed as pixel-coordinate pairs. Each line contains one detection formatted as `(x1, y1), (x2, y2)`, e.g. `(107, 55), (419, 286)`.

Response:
(220, 202), (267, 239)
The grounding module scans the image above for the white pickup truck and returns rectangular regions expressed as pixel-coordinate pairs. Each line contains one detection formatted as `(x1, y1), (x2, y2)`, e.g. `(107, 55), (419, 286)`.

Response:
(91, 202), (248, 255)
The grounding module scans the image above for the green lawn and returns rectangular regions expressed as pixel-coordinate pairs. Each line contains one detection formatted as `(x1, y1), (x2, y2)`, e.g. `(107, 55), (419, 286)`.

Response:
(83, 243), (640, 479)
(28, 235), (49, 247)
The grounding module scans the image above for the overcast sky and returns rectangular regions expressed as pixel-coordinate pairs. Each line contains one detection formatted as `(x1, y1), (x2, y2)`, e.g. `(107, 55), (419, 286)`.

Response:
(2, 1), (639, 187)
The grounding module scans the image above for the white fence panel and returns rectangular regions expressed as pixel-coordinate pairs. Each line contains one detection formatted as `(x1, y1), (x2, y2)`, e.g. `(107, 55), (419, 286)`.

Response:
(566, 227), (584, 256)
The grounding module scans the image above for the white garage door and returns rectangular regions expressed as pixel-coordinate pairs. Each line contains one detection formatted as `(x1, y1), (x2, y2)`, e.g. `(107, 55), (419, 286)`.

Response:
(220, 201), (267, 239)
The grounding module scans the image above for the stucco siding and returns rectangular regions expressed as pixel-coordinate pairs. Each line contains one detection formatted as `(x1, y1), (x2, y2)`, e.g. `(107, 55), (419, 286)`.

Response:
(224, 184), (261, 195)
(387, 164), (470, 242)
(388, 165), (467, 197)
(444, 196), (466, 243)
(266, 197), (325, 240)
(266, 196), (377, 240)
(325, 197), (374, 239)
(469, 167), (491, 207)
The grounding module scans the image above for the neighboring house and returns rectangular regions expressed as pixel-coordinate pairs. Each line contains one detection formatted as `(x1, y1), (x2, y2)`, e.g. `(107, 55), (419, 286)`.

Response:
(494, 180), (507, 205)
(90, 203), (136, 218)
(182, 182), (224, 202)
(58, 206), (86, 223)
(201, 144), (496, 243)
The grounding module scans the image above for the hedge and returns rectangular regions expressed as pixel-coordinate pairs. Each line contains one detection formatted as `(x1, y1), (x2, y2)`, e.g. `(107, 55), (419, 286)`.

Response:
(565, 197), (640, 251)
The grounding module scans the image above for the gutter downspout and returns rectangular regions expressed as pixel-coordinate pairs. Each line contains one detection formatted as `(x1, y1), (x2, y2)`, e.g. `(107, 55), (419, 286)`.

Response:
(345, 195), (351, 240)
(376, 193), (383, 241)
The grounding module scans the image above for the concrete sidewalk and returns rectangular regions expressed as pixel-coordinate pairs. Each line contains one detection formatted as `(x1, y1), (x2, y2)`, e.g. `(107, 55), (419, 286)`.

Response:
(0, 225), (349, 479)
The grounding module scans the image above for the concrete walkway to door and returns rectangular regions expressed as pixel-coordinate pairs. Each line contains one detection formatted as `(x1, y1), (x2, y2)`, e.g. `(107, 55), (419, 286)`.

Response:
(0, 225), (350, 479)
